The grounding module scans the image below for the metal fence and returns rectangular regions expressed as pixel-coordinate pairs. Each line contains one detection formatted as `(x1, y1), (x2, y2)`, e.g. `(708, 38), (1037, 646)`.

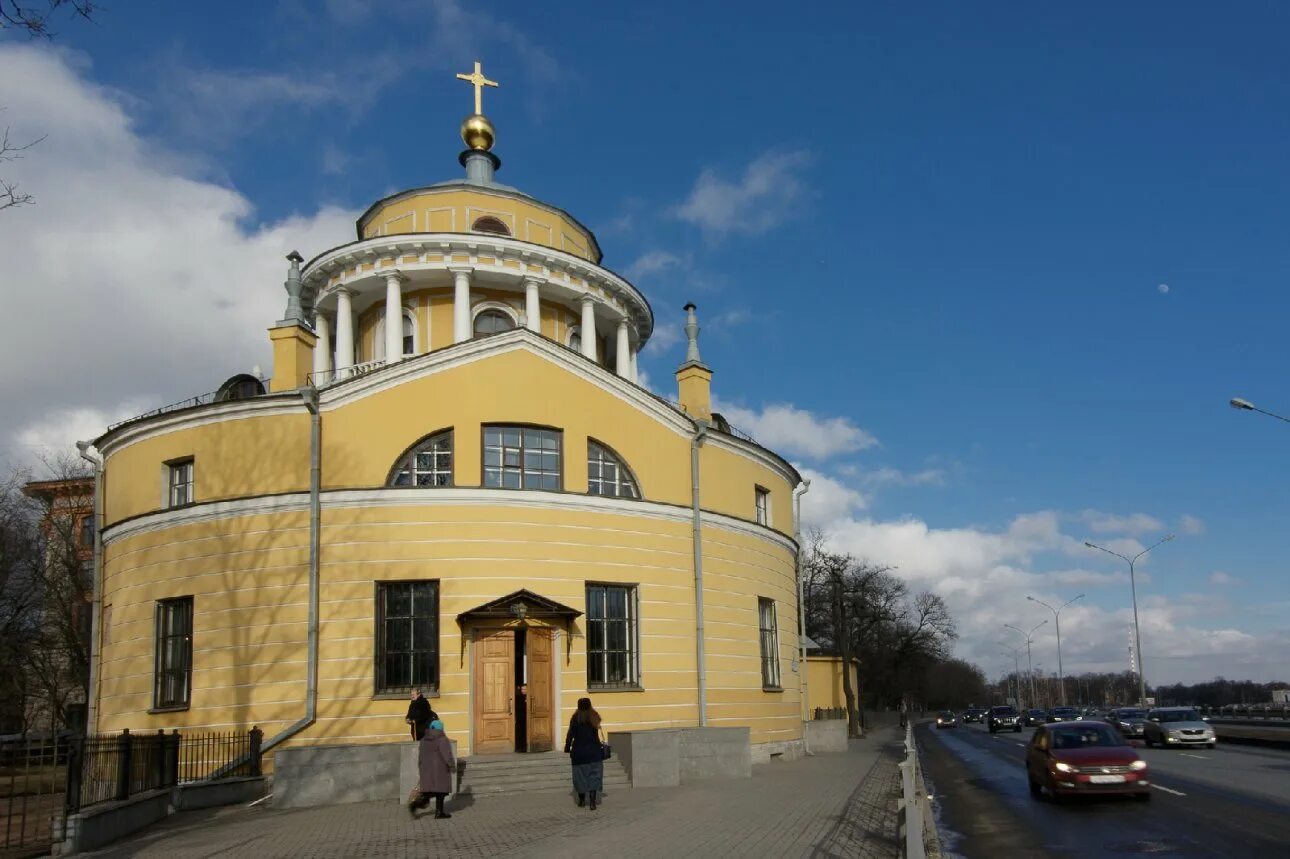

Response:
(0, 727), (263, 854)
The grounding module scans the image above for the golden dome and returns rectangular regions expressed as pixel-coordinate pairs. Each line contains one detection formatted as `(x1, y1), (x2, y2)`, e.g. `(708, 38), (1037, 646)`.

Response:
(461, 114), (495, 151)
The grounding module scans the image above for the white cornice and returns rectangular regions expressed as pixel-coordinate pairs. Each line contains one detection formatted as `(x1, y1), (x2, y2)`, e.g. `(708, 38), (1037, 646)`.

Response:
(103, 487), (799, 555)
(97, 399), (305, 459)
(302, 233), (653, 343)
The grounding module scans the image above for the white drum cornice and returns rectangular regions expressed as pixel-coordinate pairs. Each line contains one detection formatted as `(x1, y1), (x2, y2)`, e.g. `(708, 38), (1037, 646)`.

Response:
(302, 233), (653, 345)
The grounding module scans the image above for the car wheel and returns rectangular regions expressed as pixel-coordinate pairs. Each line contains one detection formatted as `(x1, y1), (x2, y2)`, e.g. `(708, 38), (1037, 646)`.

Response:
(1134, 792), (1152, 803)
(1028, 775), (1042, 799)
(1144, 736), (1153, 748)
(1014, 726), (1022, 733)
(1207, 742), (1215, 750)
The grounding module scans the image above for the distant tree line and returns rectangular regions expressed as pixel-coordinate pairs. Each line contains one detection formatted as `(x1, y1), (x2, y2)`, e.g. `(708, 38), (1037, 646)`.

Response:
(801, 537), (973, 734)
(1153, 676), (1289, 707)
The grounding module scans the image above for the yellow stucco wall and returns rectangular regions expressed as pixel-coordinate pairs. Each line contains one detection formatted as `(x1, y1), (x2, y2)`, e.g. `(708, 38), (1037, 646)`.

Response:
(807, 656), (859, 714)
(94, 343), (802, 753)
(360, 188), (598, 262)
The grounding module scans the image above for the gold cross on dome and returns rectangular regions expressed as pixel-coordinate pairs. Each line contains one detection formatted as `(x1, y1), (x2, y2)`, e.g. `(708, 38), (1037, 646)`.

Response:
(456, 61), (499, 115)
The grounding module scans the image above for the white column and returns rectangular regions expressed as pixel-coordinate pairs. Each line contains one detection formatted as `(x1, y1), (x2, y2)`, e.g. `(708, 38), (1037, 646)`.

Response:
(629, 348), (638, 384)
(524, 278), (541, 333)
(313, 313), (332, 384)
(384, 271), (404, 363)
(335, 288), (355, 372)
(452, 268), (472, 344)
(616, 318), (630, 378)
(580, 295), (597, 360)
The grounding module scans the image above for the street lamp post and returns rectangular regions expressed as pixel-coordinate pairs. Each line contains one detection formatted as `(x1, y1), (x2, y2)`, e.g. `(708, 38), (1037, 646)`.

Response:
(1084, 535), (1174, 707)
(1026, 593), (1085, 706)
(999, 645), (1023, 709)
(1230, 397), (1290, 424)
(1004, 620), (1047, 711)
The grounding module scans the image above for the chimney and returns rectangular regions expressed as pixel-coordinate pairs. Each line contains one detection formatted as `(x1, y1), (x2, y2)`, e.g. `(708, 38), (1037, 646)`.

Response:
(676, 303), (712, 423)
(268, 251), (317, 392)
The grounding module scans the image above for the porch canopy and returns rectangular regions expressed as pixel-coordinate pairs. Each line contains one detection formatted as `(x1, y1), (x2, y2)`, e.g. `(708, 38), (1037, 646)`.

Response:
(455, 588), (583, 638)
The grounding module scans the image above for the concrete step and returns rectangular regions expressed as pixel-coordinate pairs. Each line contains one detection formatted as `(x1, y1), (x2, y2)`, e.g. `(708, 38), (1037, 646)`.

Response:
(457, 754), (630, 797)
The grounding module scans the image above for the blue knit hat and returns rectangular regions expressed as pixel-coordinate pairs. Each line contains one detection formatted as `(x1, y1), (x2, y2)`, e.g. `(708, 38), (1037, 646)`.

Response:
(430, 719), (444, 730)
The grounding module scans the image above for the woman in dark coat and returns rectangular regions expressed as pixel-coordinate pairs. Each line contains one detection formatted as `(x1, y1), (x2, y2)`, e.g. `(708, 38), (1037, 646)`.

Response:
(410, 719), (454, 818)
(406, 689), (437, 741)
(564, 697), (604, 810)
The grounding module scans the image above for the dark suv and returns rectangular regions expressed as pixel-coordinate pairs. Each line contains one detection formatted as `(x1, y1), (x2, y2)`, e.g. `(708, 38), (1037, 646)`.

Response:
(962, 708), (987, 724)
(1107, 707), (1149, 740)
(988, 705), (1022, 733)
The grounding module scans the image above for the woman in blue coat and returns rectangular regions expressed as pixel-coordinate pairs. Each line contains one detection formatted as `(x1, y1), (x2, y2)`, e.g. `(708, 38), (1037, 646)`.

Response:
(563, 697), (604, 810)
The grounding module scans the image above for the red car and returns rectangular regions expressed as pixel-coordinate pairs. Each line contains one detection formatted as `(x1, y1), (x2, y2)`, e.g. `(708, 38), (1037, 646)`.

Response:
(1026, 721), (1151, 801)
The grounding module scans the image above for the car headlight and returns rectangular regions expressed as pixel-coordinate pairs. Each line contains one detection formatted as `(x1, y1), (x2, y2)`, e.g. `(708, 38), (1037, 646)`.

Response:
(1130, 760), (1147, 771)
(1054, 762), (1076, 773)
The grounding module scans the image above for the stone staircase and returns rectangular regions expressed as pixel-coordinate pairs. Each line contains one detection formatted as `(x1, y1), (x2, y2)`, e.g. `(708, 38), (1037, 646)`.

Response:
(457, 751), (630, 797)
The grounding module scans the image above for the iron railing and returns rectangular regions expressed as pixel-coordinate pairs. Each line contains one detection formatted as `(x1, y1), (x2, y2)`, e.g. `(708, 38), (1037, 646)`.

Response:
(1, 734), (68, 853)
(178, 728), (262, 783)
(66, 730), (180, 814)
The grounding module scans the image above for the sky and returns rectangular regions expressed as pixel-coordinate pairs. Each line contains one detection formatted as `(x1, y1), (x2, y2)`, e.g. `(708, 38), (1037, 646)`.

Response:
(2, 0), (1288, 686)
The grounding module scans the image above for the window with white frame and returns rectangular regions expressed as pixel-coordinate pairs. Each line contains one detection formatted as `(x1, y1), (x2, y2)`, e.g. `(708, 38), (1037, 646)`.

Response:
(168, 459), (194, 508)
(483, 426), (561, 490)
(754, 486), (770, 525)
(758, 597), (781, 689)
(375, 310), (418, 360)
(587, 441), (638, 499)
(473, 309), (515, 337)
(376, 581), (439, 694)
(154, 596), (193, 709)
(389, 431), (453, 487)
(586, 583), (639, 688)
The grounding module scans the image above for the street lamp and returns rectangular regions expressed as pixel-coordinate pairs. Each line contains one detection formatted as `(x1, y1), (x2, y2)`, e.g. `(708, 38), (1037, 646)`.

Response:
(1230, 397), (1290, 424)
(998, 644), (1023, 709)
(1084, 534), (1174, 707)
(1026, 593), (1084, 707)
(1004, 620), (1047, 710)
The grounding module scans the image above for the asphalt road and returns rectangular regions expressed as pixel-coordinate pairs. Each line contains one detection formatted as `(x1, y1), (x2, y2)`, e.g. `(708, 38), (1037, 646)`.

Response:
(918, 719), (1290, 857)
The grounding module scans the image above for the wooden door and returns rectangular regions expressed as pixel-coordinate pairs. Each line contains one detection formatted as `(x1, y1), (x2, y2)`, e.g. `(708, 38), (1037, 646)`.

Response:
(527, 628), (554, 752)
(473, 629), (515, 755)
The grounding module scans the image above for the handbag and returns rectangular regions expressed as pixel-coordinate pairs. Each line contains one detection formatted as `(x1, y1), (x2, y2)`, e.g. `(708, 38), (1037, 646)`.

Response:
(599, 728), (612, 761)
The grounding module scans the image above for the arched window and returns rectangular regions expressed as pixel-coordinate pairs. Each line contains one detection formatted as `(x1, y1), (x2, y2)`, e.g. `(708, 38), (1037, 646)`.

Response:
(389, 430), (454, 487)
(473, 309), (516, 337)
(587, 441), (638, 499)
(472, 216), (510, 236)
(375, 309), (419, 360)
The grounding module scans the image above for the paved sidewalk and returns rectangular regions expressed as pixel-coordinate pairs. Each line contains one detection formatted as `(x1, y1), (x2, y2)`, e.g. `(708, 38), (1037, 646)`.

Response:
(82, 728), (904, 859)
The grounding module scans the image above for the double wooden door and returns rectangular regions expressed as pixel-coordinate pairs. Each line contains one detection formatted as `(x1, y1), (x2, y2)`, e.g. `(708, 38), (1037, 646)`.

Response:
(472, 627), (554, 755)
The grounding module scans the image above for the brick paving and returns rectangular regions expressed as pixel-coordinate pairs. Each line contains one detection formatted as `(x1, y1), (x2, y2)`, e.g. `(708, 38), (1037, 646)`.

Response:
(81, 728), (904, 859)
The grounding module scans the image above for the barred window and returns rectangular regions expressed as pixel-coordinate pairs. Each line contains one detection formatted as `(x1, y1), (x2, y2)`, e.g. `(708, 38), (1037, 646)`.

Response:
(586, 584), (639, 689)
(587, 441), (638, 499)
(154, 597), (193, 710)
(376, 581), (439, 694)
(483, 426), (561, 490)
(168, 459), (194, 508)
(759, 597), (781, 690)
(390, 431), (454, 487)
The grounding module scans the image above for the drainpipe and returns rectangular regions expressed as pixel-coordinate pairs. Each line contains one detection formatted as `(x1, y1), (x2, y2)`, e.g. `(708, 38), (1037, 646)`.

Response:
(690, 423), (709, 726)
(75, 441), (104, 735)
(793, 480), (811, 727)
(260, 386), (322, 753)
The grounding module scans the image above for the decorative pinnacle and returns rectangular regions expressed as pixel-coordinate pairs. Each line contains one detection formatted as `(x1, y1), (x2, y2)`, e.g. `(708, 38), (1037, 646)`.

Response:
(280, 250), (307, 326)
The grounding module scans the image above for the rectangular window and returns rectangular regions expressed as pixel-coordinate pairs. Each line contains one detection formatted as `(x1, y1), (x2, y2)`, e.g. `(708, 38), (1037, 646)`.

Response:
(80, 515), (95, 547)
(154, 597), (193, 710)
(168, 459), (194, 508)
(483, 426), (562, 491)
(376, 581), (440, 694)
(759, 597), (781, 690)
(586, 583), (639, 689)
(754, 486), (770, 526)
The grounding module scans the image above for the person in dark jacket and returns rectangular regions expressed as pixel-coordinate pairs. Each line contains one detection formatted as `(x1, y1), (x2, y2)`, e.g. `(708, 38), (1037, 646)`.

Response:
(410, 719), (454, 818)
(406, 689), (437, 741)
(564, 697), (604, 810)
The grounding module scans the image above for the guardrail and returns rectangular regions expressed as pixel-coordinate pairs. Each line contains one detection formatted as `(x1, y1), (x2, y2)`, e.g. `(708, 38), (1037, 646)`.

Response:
(1200, 704), (1290, 721)
(899, 723), (927, 859)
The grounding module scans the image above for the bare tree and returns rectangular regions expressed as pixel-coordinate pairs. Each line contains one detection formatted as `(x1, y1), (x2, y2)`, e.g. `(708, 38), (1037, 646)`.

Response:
(0, 117), (44, 211)
(0, 0), (96, 37)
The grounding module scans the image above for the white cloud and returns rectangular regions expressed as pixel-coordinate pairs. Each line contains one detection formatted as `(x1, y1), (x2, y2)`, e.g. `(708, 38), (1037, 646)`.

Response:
(1208, 571), (1238, 586)
(0, 44), (357, 466)
(709, 307), (751, 329)
(624, 250), (684, 282)
(1081, 510), (1164, 536)
(642, 322), (683, 357)
(859, 466), (946, 488)
(1179, 514), (1206, 536)
(713, 400), (878, 461)
(673, 150), (811, 237)
(798, 467), (869, 530)
(1158, 283), (1170, 294)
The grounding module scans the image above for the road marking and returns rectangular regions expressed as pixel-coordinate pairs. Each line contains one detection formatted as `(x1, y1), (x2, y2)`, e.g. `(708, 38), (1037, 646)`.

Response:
(1180, 753), (1208, 760)
(1153, 784), (1186, 796)
(1014, 742), (1026, 747)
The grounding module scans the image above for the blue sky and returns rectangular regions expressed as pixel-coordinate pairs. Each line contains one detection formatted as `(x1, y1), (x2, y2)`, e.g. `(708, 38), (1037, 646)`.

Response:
(2, 0), (1287, 684)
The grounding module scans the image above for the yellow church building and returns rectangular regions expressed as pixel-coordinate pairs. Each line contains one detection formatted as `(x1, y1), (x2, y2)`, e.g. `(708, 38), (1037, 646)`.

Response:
(84, 64), (827, 774)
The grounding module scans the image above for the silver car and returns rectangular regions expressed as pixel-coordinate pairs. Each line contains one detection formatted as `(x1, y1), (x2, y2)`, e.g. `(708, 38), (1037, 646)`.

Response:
(1143, 707), (1216, 749)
